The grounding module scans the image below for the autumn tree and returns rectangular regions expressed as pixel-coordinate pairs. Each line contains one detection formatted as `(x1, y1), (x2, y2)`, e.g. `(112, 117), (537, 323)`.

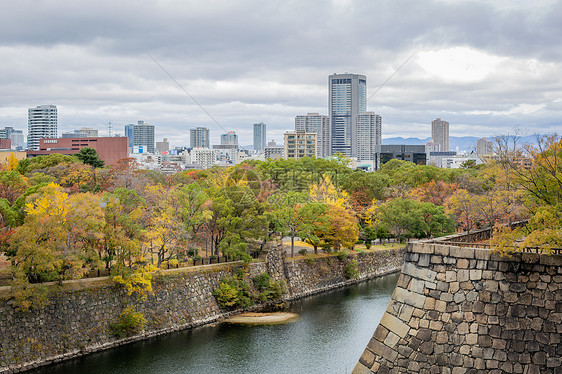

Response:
(410, 180), (457, 206)
(316, 204), (358, 251)
(340, 171), (389, 210)
(447, 189), (481, 234)
(100, 188), (146, 270)
(492, 134), (562, 254)
(7, 183), (103, 283)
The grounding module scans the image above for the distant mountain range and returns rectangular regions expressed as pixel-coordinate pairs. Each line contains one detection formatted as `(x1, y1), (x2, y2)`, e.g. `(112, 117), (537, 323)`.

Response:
(383, 135), (540, 153)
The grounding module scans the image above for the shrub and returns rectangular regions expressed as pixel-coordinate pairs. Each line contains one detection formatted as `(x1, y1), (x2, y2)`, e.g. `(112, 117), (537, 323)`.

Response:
(253, 273), (287, 302)
(212, 276), (254, 309)
(336, 250), (349, 261)
(345, 259), (359, 279)
(110, 306), (146, 338)
(298, 249), (307, 255)
(305, 257), (315, 265)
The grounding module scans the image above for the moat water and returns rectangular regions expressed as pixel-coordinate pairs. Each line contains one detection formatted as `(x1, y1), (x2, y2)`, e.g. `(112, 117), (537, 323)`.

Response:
(29, 272), (399, 374)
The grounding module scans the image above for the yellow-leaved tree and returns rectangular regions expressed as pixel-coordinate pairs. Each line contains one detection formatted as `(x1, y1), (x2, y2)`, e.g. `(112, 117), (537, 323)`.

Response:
(491, 134), (562, 255)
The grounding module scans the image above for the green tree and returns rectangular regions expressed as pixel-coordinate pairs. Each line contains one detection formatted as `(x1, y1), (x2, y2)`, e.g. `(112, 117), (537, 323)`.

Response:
(76, 147), (105, 168)
(368, 198), (454, 242)
(269, 191), (328, 257)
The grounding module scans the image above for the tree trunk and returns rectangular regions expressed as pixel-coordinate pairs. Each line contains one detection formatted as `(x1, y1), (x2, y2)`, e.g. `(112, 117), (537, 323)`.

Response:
(291, 235), (295, 258)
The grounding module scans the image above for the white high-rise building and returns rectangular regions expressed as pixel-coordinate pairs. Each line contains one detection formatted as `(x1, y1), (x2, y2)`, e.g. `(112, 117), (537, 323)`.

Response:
(431, 118), (450, 152)
(356, 112), (382, 161)
(329, 73), (366, 157)
(133, 121), (155, 154)
(27, 105), (57, 150)
(295, 113), (330, 158)
(253, 123), (266, 152)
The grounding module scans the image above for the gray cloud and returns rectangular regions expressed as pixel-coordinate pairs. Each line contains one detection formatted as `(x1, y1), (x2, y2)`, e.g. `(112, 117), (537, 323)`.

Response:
(0, 0), (561, 147)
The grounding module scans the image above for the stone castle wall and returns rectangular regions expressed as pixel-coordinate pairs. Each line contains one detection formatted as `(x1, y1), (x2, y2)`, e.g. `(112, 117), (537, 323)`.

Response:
(0, 247), (404, 373)
(353, 242), (562, 374)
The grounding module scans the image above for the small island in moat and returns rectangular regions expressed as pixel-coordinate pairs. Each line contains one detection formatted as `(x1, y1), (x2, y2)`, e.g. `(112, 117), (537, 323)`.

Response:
(223, 312), (299, 325)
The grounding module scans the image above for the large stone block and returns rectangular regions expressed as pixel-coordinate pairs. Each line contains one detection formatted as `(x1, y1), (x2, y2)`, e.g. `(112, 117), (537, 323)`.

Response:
(449, 246), (475, 258)
(366, 337), (399, 362)
(403, 262), (437, 283)
(393, 287), (427, 309)
(379, 312), (411, 338)
(410, 243), (435, 254)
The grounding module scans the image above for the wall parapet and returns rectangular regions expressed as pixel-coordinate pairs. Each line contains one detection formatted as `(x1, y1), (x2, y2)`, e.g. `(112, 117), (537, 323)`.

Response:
(353, 241), (562, 374)
(0, 247), (404, 374)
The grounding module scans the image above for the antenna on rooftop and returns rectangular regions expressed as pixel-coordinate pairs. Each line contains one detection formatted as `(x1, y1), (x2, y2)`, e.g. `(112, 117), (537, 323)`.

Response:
(108, 121), (113, 137)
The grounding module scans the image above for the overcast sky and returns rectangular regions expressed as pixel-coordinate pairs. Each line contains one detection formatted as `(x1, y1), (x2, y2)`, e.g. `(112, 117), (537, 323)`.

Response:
(1, 0), (561, 147)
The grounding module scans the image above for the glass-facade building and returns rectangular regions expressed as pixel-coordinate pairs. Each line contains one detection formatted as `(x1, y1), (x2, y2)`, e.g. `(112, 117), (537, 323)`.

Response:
(328, 74), (366, 157)
(253, 122), (266, 152)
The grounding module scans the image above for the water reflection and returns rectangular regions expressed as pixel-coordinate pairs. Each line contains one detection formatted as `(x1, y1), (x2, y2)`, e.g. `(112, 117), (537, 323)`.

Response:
(28, 272), (398, 374)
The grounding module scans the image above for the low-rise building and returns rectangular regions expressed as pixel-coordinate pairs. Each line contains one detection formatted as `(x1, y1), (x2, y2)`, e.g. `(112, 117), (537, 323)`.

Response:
(27, 137), (128, 165)
(374, 144), (426, 169)
(264, 140), (284, 159)
(284, 130), (317, 159)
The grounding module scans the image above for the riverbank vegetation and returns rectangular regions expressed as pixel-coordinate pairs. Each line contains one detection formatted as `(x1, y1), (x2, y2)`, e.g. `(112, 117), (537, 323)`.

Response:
(0, 134), (560, 300)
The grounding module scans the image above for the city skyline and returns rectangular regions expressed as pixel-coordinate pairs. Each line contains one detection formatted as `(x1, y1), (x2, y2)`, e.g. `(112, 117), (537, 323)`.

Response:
(1, 1), (561, 149)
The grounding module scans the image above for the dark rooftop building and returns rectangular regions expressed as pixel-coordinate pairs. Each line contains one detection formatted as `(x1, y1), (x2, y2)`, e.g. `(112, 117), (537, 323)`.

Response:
(375, 144), (426, 170)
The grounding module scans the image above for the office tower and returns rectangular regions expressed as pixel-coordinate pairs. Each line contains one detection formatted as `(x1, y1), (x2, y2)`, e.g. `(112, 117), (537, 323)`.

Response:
(476, 137), (494, 155)
(220, 131), (238, 145)
(356, 112), (382, 161)
(0, 127), (23, 150)
(133, 121), (155, 153)
(328, 73), (366, 157)
(27, 105), (57, 150)
(190, 127), (210, 148)
(284, 130), (317, 159)
(295, 113), (330, 158)
(124, 124), (135, 153)
(253, 122), (266, 152)
(431, 118), (450, 152)
(156, 138), (170, 154)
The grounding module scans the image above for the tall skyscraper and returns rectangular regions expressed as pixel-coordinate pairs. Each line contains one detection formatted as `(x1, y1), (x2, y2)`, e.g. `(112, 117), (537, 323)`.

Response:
(220, 131), (238, 145)
(431, 118), (449, 152)
(356, 112), (382, 161)
(124, 124), (134, 153)
(253, 122), (266, 152)
(295, 113), (330, 158)
(328, 73), (366, 157)
(133, 121), (155, 153)
(190, 127), (210, 148)
(27, 105), (57, 150)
